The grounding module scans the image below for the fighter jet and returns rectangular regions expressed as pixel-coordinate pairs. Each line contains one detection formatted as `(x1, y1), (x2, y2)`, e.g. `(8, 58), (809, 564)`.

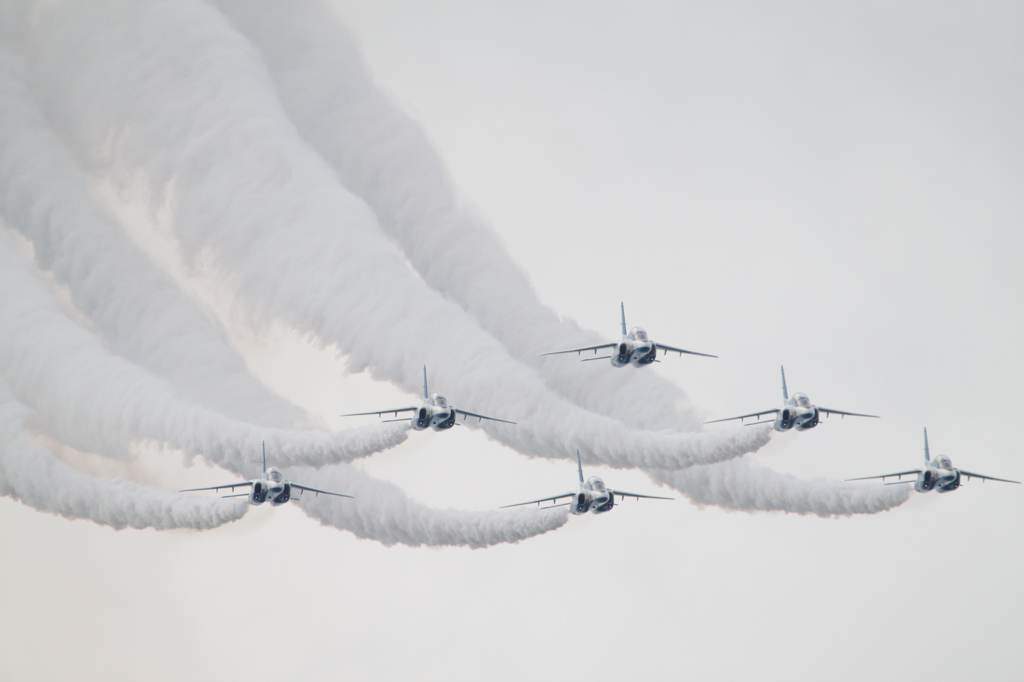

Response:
(704, 366), (879, 432)
(179, 442), (354, 506)
(500, 449), (673, 514)
(539, 302), (717, 368)
(846, 428), (1020, 493)
(341, 365), (516, 431)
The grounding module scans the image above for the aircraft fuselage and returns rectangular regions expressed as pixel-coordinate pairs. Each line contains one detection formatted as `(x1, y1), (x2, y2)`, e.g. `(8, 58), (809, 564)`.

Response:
(249, 468), (292, 505)
(410, 394), (457, 431)
(610, 327), (656, 368)
(774, 393), (820, 432)
(569, 476), (616, 515)
(915, 457), (961, 493)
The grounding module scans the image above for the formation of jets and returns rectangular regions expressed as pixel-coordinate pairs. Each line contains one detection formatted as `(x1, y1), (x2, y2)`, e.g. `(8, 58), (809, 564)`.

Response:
(182, 302), (1018, 513)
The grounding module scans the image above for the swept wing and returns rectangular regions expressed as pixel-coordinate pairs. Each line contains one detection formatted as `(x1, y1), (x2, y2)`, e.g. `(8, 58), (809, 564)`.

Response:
(609, 489), (674, 501)
(844, 470), (921, 482)
(704, 408), (779, 425)
(499, 492), (575, 509)
(290, 483), (356, 499)
(341, 406), (418, 418)
(957, 470), (1020, 485)
(539, 343), (616, 358)
(656, 343), (718, 359)
(818, 407), (881, 419)
(455, 408), (517, 425)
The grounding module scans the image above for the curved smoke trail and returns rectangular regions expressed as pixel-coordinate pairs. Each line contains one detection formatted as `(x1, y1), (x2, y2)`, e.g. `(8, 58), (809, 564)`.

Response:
(0, 223), (566, 546)
(0, 382), (249, 530)
(648, 459), (911, 516)
(3, 0), (761, 472)
(213, 0), (699, 433)
(0, 0), (908, 523)
(0, 223), (407, 468)
(0, 42), (305, 429)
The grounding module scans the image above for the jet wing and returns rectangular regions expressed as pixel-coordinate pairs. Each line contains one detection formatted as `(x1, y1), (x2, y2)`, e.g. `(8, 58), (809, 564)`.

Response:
(656, 343), (718, 359)
(817, 407), (881, 419)
(608, 489), (674, 501)
(499, 492), (575, 509)
(703, 409), (779, 425)
(539, 343), (615, 357)
(178, 481), (253, 493)
(290, 483), (356, 499)
(957, 470), (1021, 485)
(340, 406), (418, 418)
(455, 408), (517, 425)
(844, 470), (921, 482)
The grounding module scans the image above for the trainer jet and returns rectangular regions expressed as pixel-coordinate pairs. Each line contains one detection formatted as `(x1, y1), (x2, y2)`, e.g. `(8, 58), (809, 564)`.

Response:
(341, 366), (516, 431)
(846, 428), (1019, 493)
(501, 449), (673, 515)
(179, 442), (354, 506)
(539, 302), (717, 368)
(704, 366), (879, 432)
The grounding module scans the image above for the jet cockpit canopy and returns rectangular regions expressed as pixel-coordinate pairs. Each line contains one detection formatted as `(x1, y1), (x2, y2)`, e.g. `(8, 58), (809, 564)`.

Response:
(266, 468), (284, 482)
(934, 456), (954, 469)
(587, 476), (606, 491)
(630, 327), (648, 342)
(793, 393), (811, 407)
(431, 394), (448, 408)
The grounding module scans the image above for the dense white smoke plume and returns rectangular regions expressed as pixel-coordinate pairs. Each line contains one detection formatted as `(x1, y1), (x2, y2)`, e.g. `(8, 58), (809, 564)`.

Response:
(0, 224), (407, 469)
(0, 0), (907, 538)
(649, 460), (911, 516)
(2, 0), (767, 473)
(0, 381), (248, 530)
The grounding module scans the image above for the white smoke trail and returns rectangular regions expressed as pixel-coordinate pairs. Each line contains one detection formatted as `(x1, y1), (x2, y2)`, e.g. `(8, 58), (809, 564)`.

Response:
(210, 2), (911, 517)
(213, 0), (698, 433)
(0, 223), (407, 468)
(0, 42), (305, 429)
(289, 463), (569, 548)
(648, 459), (911, 517)
(2, 0), (762, 472)
(0, 381), (248, 530)
(0, 222), (566, 547)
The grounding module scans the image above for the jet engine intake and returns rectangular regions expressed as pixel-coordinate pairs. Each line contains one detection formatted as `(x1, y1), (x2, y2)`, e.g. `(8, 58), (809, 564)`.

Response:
(251, 480), (268, 505)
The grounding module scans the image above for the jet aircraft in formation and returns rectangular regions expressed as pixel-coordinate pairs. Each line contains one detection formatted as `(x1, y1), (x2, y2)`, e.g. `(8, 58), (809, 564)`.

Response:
(704, 366), (879, 432)
(540, 302), (717, 368)
(501, 449), (673, 514)
(846, 428), (1020, 493)
(341, 366), (517, 431)
(179, 443), (354, 506)
(179, 304), (1016, 517)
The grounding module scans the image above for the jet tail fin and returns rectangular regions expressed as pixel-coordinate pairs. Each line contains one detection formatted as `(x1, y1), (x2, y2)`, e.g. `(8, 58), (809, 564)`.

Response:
(261, 441), (267, 476)
(422, 365), (428, 400)
(923, 427), (930, 463)
(780, 365), (789, 401)
(620, 302), (627, 337)
(576, 448), (585, 484)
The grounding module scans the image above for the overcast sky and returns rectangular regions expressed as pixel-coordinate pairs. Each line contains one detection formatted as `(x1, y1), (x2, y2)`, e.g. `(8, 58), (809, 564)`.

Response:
(1, 2), (1022, 680)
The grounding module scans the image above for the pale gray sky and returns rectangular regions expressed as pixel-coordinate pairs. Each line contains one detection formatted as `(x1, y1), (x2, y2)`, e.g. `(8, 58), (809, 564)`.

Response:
(1, 2), (1022, 680)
